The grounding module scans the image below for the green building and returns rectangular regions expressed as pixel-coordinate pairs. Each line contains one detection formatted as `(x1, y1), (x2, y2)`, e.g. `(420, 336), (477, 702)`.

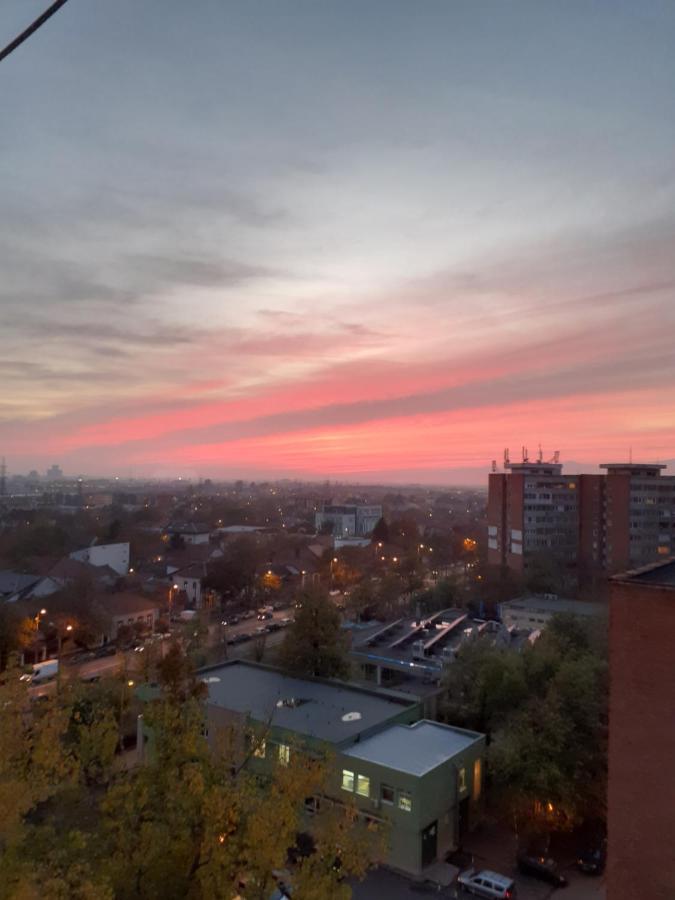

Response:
(201, 661), (485, 877)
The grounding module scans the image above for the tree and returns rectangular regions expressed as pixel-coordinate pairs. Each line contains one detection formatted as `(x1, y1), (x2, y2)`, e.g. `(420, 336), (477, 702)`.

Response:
(0, 649), (381, 899)
(0, 605), (34, 671)
(156, 641), (208, 704)
(371, 517), (389, 544)
(440, 614), (608, 837)
(279, 588), (350, 680)
(98, 697), (380, 900)
(203, 536), (262, 603)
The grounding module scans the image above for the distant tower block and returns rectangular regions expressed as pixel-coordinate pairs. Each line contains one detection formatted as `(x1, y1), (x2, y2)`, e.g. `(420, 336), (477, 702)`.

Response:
(0, 457), (6, 496)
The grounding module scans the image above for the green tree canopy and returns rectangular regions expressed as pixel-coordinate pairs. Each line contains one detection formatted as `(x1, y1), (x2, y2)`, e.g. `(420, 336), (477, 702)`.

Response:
(441, 613), (608, 836)
(278, 587), (350, 680)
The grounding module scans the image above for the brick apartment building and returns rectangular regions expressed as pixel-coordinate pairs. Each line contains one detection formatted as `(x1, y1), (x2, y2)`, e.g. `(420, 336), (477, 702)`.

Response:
(607, 560), (675, 900)
(488, 460), (675, 579)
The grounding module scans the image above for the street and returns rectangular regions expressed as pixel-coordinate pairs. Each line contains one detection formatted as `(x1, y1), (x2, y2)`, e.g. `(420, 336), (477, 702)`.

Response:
(28, 603), (297, 698)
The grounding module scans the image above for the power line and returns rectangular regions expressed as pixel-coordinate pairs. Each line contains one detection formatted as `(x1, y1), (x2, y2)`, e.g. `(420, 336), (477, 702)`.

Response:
(0, 0), (70, 65)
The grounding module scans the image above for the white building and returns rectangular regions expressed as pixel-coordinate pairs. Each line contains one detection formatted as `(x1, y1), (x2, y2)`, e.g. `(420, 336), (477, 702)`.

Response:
(499, 594), (604, 630)
(315, 504), (382, 538)
(70, 541), (130, 576)
(165, 523), (211, 545)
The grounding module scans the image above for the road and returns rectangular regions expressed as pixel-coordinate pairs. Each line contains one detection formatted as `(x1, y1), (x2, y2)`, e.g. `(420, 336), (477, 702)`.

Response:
(28, 604), (296, 698)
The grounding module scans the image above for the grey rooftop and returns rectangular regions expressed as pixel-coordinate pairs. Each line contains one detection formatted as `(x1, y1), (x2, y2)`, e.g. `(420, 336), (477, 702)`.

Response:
(343, 720), (483, 776)
(502, 594), (604, 615)
(613, 558), (675, 586)
(201, 661), (417, 745)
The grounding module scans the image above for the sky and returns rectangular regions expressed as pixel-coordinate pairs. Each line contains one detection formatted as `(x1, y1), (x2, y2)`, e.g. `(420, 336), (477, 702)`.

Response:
(2, 0), (675, 484)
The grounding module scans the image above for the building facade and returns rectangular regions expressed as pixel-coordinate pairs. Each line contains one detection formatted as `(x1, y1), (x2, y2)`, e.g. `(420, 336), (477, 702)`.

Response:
(315, 504), (383, 538)
(201, 661), (485, 877)
(488, 461), (675, 579)
(498, 593), (603, 630)
(487, 462), (578, 576)
(70, 541), (130, 575)
(607, 560), (675, 900)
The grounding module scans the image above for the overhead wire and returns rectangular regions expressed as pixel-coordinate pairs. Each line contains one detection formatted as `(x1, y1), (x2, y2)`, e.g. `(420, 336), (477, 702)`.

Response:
(0, 0), (70, 65)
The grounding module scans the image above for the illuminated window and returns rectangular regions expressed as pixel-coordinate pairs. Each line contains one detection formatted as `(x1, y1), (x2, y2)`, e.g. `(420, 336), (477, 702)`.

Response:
(458, 767), (467, 792)
(398, 790), (412, 812)
(278, 743), (290, 766)
(356, 774), (370, 798)
(253, 739), (266, 759)
(473, 759), (482, 802)
(341, 769), (355, 792)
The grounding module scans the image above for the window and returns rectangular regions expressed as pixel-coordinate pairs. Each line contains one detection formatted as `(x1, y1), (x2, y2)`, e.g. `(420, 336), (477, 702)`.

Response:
(381, 784), (395, 805)
(356, 774), (370, 798)
(398, 790), (412, 812)
(473, 759), (482, 802)
(458, 767), (467, 792)
(278, 743), (290, 766)
(253, 739), (266, 759)
(341, 769), (355, 792)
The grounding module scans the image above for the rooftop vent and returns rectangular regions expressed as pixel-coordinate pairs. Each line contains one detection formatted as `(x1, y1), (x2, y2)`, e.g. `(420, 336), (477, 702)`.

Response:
(276, 697), (309, 709)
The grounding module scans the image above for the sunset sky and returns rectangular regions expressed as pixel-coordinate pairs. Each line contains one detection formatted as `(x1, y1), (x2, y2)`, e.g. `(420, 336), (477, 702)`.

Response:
(2, 1), (675, 483)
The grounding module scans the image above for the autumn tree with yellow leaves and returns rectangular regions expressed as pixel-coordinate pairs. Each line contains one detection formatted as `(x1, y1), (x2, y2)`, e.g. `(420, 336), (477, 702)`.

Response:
(0, 650), (383, 899)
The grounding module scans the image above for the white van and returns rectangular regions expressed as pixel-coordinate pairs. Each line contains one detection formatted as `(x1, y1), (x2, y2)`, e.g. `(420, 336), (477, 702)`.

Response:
(457, 868), (516, 898)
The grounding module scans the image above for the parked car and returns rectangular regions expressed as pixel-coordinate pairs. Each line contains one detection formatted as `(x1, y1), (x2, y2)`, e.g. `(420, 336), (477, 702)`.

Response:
(457, 868), (516, 898)
(280, 617), (293, 626)
(94, 645), (116, 658)
(272, 601), (285, 611)
(516, 853), (567, 887)
(577, 840), (606, 875)
(255, 625), (269, 635)
(222, 615), (240, 626)
(241, 610), (256, 620)
(257, 612), (273, 621)
(267, 622), (282, 632)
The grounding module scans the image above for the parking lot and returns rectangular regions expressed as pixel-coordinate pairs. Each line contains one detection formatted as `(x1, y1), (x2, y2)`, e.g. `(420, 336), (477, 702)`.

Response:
(351, 822), (606, 900)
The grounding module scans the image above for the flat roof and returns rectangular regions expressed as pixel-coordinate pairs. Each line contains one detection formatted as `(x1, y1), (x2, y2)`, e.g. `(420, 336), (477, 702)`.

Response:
(201, 661), (417, 745)
(502, 595), (604, 615)
(613, 558), (675, 586)
(600, 462), (666, 472)
(343, 720), (483, 776)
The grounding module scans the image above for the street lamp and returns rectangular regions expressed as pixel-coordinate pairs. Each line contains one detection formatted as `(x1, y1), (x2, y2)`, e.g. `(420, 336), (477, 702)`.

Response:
(56, 624), (73, 694)
(169, 583), (179, 617)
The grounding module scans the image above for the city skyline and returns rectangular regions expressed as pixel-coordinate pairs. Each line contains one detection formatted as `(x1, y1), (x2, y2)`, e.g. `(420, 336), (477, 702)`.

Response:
(3, 1), (675, 483)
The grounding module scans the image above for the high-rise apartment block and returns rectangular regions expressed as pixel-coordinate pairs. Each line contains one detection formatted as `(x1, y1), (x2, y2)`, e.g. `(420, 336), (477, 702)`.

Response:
(607, 560), (675, 900)
(488, 459), (675, 578)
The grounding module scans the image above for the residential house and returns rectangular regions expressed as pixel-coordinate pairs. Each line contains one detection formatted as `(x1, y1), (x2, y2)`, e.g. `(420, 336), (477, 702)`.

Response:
(96, 592), (160, 642)
(70, 541), (130, 575)
(165, 522), (211, 545)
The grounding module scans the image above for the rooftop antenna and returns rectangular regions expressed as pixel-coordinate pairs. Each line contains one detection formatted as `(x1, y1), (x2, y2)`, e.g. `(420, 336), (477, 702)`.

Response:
(537, 443), (543, 463)
(491, 459), (497, 473)
(503, 448), (510, 467)
(522, 446), (529, 463)
(553, 450), (560, 464)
